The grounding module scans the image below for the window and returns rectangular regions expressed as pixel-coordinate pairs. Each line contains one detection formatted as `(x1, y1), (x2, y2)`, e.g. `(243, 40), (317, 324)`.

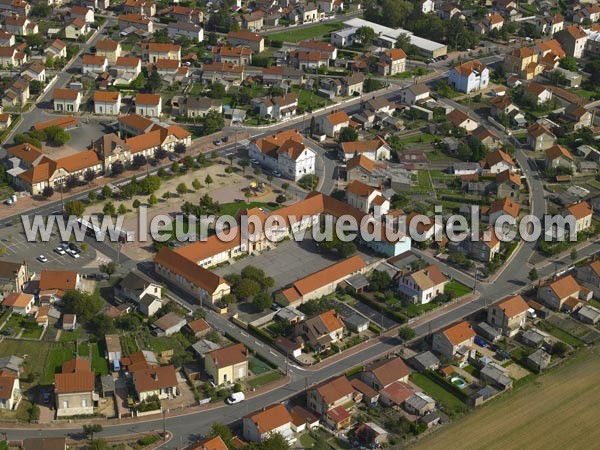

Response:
(82, 399), (87, 407)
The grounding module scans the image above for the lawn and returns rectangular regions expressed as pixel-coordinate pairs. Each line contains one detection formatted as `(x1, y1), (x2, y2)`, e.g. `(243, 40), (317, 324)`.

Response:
(409, 372), (466, 415)
(120, 335), (139, 355)
(446, 280), (471, 299)
(291, 87), (333, 111)
(249, 356), (272, 375)
(246, 371), (283, 389)
(537, 321), (584, 348)
(572, 89), (597, 100)
(43, 343), (76, 384)
(426, 151), (460, 162)
(91, 342), (109, 376)
(397, 133), (437, 144)
(401, 301), (441, 318)
(392, 68), (433, 80)
(410, 347), (600, 450)
(266, 21), (343, 43)
(417, 170), (432, 190)
(60, 328), (85, 342)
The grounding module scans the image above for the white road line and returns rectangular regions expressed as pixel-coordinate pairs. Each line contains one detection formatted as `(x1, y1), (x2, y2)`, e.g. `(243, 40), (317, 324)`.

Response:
(269, 350), (278, 356)
(254, 340), (263, 347)
(241, 331), (249, 337)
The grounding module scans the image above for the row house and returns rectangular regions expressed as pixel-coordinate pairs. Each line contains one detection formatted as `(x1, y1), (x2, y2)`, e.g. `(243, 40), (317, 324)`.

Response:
(93, 90), (121, 115)
(227, 30), (264, 53)
(53, 88), (82, 112)
(123, 0), (156, 17)
(167, 21), (203, 42)
(297, 40), (337, 59)
(291, 50), (329, 69)
(201, 62), (244, 84)
(45, 39), (67, 59)
(258, 92), (298, 121)
(213, 46), (252, 66)
(118, 13), (154, 33)
(4, 17), (38, 35)
(165, 5), (203, 23)
(0, 46), (26, 67)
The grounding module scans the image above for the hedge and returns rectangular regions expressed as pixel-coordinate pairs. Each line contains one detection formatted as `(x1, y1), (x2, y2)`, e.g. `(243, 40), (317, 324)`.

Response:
(350, 291), (407, 324)
(423, 369), (468, 402)
(248, 324), (275, 344)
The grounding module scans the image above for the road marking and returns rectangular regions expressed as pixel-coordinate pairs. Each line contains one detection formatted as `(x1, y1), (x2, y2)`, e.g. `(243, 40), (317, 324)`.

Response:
(269, 350), (278, 356)
(241, 331), (249, 337)
(254, 340), (263, 347)
(227, 323), (234, 328)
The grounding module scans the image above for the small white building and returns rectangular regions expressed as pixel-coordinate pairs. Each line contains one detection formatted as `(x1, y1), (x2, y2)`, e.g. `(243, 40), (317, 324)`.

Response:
(135, 93), (162, 117)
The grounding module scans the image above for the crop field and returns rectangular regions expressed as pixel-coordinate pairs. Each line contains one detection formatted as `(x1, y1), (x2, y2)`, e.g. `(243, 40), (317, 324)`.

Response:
(410, 348), (600, 450)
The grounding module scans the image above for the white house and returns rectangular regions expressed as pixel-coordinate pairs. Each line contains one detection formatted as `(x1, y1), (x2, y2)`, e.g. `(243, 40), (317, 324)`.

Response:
(248, 129), (316, 181)
(396, 265), (448, 304)
(448, 60), (489, 94)
(81, 54), (108, 74)
(339, 138), (391, 161)
(135, 93), (162, 117)
(432, 320), (476, 361)
(93, 91), (122, 115)
(1, 292), (34, 315)
(243, 404), (293, 443)
(319, 111), (350, 137)
(53, 88), (82, 112)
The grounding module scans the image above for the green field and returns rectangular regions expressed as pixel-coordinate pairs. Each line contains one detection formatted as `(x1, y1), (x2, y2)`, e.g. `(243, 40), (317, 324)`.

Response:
(247, 371), (283, 389)
(266, 21), (343, 43)
(409, 372), (466, 416)
(446, 280), (472, 298)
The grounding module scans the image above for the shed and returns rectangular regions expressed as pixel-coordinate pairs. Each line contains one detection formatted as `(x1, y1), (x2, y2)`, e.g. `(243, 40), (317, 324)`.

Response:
(527, 349), (551, 372)
(576, 304), (600, 325)
(520, 328), (548, 348)
(343, 273), (369, 293)
(476, 321), (502, 342)
(411, 351), (440, 372)
(100, 375), (115, 397)
(343, 313), (369, 333)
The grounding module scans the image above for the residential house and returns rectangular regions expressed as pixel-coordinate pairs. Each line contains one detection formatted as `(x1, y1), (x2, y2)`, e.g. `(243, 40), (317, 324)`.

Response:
(4, 17), (38, 36)
(563, 104), (592, 130)
(527, 122), (556, 151)
(0, 355), (23, 375)
(446, 109), (479, 132)
(361, 357), (410, 390)
(62, 314), (76, 331)
(527, 349), (551, 371)
(399, 84), (430, 105)
(186, 318), (210, 338)
(475, 13), (504, 35)
(431, 320), (475, 361)
(54, 359), (95, 417)
(482, 149), (515, 174)
(180, 97), (223, 118)
(339, 138), (391, 162)
(0, 260), (29, 295)
(419, 0), (435, 13)
(576, 260), (600, 293)
(227, 31), (265, 53)
(495, 170), (522, 198)
(96, 40), (121, 63)
(377, 48), (406, 76)
(2, 77), (29, 108)
(118, 14), (154, 33)
(473, 126), (502, 150)
(167, 21), (203, 42)
(183, 437), (228, 450)
(345, 180), (386, 214)
(248, 128), (315, 181)
(93, 91), (122, 115)
(537, 275), (581, 310)
(404, 392), (436, 416)
(537, 14), (564, 36)
(135, 93), (161, 117)
(53, 88), (81, 112)
(545, 144), (575, 170)
(65, 18), (89, 40)
(319, 111), (350, 137)
(293, 309), (345, 353)
(213, 46), (251, 66)
(132, 364), (178, 401)
(258, 93), (299, 121)
(243, 404), (294, 442)
(438, 3), (463, 20)
(0, 371), (20, 410)
(298, 40), (338, 59)
(524, 83), (553, 105)
(448, 60), (489, 93)
(395, 265), (448, 305)
(69, 5), (94, 23)
(141, 43), (181, 62)
(45, 39), (67, 59)
(1, 292), (34, 315)
(0, 114), (11, 130)
(0, 47), (26, 68)
(466, 228), (501, 262)
(38, 270), (81, 303)
(201, 62), (244, 84)
(345, 154), (388, 185)
(204, 343), (249, 385)
(480, 364), (512, 390)
(410, 351), (440, 372)
(261, 66), (305, 86)
(556, 25), (588, 58)
(490, 96), (518, 118)
(21, 62), (45, 82)
(378, 381), (414, 408)
(152, 312), (186, 336)
(167, 5), (203, 23)
(123, 0), (156, 16)
(341, 72), (364, 96)
(487, 197), (520, 226)
(564, 201), (593, 233)
(573, 4), (600, 23)
(114, 56), (142, 80)
(242, 11), (264, 30)
(504, 46), (541, 80)
(0, 31), (14, 47)
(307, 375), (356, 415)
(487, 294), (528, 336)
(81, 54), (108, 74)
(291, 50), (329, 69)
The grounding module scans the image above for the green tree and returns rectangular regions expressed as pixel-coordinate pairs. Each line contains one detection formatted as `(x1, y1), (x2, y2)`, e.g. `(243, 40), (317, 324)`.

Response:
(64, 200), (86, 217)
(398, 326), (416, 341)
(90, 439), (110, 450)
(239, 159), (250, 175)
(176, 183), (188, 196)
(252, 292), (272, 311)
(205, 110), (225, 134)
(88, 191), (97, 202)
(83, 424), (103, 442)
(355, 26), (375, 46)
(528, 268), (539, 281)
(29, 80), (43, 95)
(369, 270), (392, 292)
(45, 125), (70, 146)
(171, 161), (180, 173)
(118, 203), (127, 215)
(62, 290), (104, 323)
(570, 248), (577, 261)
(211, 423), (233, 449)
(103, 201), (116, 216)
(276, 194), (286, 204)
(101, 185), (112, 199)
(234, 279), (261, 302)
(338, 127), (359, 143)
(28, 404), (40, 422)
(148, 194), (158, 206)
(42, 186), (54, 198)
(205, 174), (213, 189)
(100, 261), (117, 275)
(147, 70), (162, 93)
(559, 56), (578, 72)
(551, 341), (568, 357)
(192, 178), (202, 190)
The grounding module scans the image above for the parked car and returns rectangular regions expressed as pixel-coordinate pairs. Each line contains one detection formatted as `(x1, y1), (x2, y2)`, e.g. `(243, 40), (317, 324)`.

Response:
(68, 243), (80, 253)
(225, 392), (245, 404)
(213, 139), (221, 146)
(474, 336), (488, 347)
(66, 248), (80, 259)
(37, 255), (48, 263)
(271, 170), (282, 177)
(250, 159), (260, 165)
(54, 247), (66, 255)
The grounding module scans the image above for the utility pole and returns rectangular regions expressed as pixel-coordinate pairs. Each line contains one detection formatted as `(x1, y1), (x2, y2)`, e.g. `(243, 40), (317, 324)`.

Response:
(162, 408), (167, 440)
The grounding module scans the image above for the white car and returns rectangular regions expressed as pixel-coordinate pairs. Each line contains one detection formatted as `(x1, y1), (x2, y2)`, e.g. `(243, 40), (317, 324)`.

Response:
(225, 392), (245, 404)
(66, 249), (80, 259)
(54, 247), (66, 255)
(37, 255), (48, 263)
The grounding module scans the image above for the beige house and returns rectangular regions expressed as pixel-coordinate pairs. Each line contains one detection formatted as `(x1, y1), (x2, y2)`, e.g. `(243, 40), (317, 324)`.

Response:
(45, 39), (67, 59)
(227, 31), (265, 53)
(96, 40), (122, 63)
(307, 375), (356, 415)
(65, 18), (90, 40)
(1, 292), (34, 315)
(141, 42), (181, 62)
(0, 372), (20, 410)
(53, 88), (82, 112)
(54, 359), (96, 417)
(537, 275), (581, 310)
(243, 404), (293, 443)
(432, 320), (476, 361)
(545, 144), (575, 170)
(527, 122), (556, 151)
(377, 48), (406, 76)
(487, 294), (529, 336)
(0, 47), (26, 67)
(133, 365), (178, 401)
(204, 343), (249, 385)
(564, 201), (593, 233)
(396, 265), (448, 305)
(118, 14), (154, 33)
(0, 260), (29, 295)
(319, 111), (350, 137)
(4, 17), (38, 36)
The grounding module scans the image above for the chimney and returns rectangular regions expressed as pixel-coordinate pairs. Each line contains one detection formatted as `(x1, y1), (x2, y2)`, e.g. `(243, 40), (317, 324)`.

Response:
(152, 372), (159, 381)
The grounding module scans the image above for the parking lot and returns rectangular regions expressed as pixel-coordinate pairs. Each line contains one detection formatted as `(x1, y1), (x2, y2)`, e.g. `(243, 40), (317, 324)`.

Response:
(0, 220), (111, 273)
(213, 237), (376, 291)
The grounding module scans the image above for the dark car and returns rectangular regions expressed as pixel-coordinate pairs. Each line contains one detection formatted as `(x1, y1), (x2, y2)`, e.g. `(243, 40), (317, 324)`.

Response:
(68, 243), (80, 253)
(474, 336), (488, 347)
